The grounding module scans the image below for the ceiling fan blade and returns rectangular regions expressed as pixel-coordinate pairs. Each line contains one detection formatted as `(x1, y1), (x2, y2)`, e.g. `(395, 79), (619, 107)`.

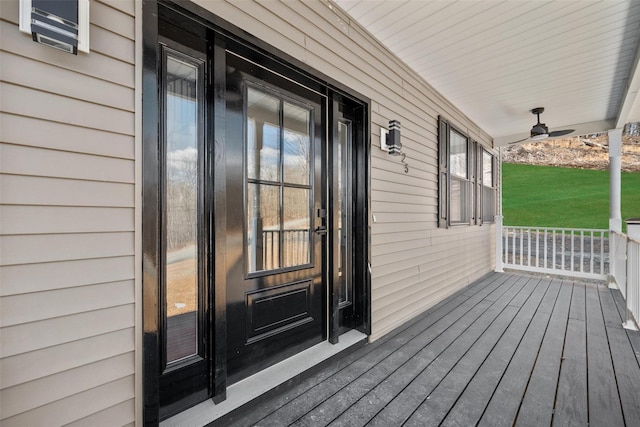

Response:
(507, 137), (530, 145)
(548, 129), (575, 137)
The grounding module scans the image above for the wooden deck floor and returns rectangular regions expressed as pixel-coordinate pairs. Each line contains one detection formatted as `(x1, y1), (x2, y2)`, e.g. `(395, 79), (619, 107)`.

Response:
(221, 272), (640, 427)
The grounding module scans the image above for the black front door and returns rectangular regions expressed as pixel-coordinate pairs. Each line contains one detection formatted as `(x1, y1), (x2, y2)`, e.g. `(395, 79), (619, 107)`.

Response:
(224, 53), (326, 383)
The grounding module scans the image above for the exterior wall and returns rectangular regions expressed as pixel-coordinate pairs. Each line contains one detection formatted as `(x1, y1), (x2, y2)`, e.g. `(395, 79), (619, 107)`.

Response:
(0, 1), (137, 426)
(0, 0), (497, 425)
(194, 0), (497, 341)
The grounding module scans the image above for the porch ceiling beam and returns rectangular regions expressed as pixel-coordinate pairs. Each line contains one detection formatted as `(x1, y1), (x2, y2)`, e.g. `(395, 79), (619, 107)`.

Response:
(492, 119), (615, 147)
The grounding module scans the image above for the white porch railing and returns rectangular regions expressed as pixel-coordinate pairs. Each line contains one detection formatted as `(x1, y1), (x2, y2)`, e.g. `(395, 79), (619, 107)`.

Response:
(497, 219), (609, 280)
(625, 236), (640, 330)
(495, 218), (640, 329)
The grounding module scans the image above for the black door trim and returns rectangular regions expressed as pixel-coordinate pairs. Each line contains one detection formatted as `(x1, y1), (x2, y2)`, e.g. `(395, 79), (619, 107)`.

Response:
(141, 1), (160, 424)
(211, 39), (228, 404)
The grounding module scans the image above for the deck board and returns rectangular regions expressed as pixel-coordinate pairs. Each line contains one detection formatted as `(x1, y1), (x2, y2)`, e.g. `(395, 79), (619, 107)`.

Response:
(599, 286), (640, 426)
(476, 278), (560, 426)
(552, 281), (588, 426)
(512, 279), (573, 427)
(364, 275), (531, 426)
(441, 276), (552, 427)
(221, 273), (640, 427)
(585, 284), (625, 427)
(404, 277), (548, 426)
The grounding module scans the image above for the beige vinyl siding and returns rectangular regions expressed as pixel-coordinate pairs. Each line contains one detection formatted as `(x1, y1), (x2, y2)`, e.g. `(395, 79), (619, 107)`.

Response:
(0, 0), (136, 426)
(195, 0), (498, 342)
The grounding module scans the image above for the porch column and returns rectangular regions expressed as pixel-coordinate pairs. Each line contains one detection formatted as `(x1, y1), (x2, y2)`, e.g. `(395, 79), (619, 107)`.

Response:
(495, 215), (504, 272)
(495, 146), (503, 272)
(609, 128), (623, 233)
(609, 128), (623, 290)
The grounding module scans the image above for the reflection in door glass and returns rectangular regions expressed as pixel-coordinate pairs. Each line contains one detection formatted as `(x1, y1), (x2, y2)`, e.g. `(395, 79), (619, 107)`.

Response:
(245, 85), (313, 273)
(283, 187), (311, 267)
(165, 54), (200, 363)
(283, 102), (310, 185)
(247, 89), (280, 182)
(247, 183), (281, 271)
(338, 120), (352, 305)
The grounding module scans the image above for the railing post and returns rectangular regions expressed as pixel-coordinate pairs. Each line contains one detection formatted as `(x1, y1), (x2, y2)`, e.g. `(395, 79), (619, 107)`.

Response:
(608, 128), (622, 289)
(609, 231), (619, 289)
(495, 215), (503, 272)
(624, 220), (640, 330)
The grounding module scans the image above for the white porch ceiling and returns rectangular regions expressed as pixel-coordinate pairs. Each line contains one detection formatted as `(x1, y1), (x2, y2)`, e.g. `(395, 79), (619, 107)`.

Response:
(334, 0), (640, 146)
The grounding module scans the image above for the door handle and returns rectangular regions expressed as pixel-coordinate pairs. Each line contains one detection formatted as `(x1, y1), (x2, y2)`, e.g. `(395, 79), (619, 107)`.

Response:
(315, 226), (328, 235)
(316, 208), (327, 235)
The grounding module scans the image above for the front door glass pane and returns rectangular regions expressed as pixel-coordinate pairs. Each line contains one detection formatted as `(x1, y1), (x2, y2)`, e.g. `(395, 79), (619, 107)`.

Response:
(283, 187), (311, 267)
(247, 89), (280, 182)
(165, 54), (200, 363)
(247, 183), (281, 272)
(283, 102), (311, 185)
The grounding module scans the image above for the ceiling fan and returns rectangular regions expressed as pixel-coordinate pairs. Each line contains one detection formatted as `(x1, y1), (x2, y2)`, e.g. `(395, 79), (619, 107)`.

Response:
(509, 107), (574, 144)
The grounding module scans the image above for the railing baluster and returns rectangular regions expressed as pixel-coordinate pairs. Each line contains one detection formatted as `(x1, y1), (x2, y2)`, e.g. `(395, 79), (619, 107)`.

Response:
(527, 228), (531, 266)
(601, 231), (605, 274)
(544, 229), (548, 269)
(580, 230), (584, 273)
(553, 229), (557, 270)
(561, 229), (565, 271)
(569, 230), (573, 272)
(519, 228), (523, 266)
(536, 229), (540, 268)
(503, 227), (508, 265)
(589, 230), (596, 273)
(512, 227), (516, 265)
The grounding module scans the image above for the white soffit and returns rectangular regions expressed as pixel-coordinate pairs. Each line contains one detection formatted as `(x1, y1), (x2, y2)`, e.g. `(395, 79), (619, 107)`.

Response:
(334, 0), (640, 146)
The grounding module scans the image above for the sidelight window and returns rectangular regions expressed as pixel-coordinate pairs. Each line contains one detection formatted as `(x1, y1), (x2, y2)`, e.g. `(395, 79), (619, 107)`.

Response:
(337, 120), (352, 306)
(162, 48), (205, 365)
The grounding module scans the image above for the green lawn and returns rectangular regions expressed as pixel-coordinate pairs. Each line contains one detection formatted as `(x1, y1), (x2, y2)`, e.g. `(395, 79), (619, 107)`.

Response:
(502, 163), (640, 230)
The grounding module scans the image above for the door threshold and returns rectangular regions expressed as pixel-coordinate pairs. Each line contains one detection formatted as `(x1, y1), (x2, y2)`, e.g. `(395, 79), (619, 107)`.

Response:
(160, 330), (368, 427)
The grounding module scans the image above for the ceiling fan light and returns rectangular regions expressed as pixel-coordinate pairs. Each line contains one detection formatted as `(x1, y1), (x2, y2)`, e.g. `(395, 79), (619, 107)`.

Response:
(531, 133), (549, 141)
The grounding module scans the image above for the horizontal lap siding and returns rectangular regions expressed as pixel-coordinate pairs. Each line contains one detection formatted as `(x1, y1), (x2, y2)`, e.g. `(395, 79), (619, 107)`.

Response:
(0, 1), (136, 426)
(200, 0), (497, 342)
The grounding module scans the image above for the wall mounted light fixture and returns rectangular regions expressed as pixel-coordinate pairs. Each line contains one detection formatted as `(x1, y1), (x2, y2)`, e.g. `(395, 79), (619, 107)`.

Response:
(380, 120), (402, 155)
(19, 0), (90, 54)
(380, 120), (409, 173)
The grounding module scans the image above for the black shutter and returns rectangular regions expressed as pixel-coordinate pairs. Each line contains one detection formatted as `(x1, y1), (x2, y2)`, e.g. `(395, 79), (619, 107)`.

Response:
(492, 153), (498, 221)
(438, 116), (449, 228)
(476, 144), (482, 226)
